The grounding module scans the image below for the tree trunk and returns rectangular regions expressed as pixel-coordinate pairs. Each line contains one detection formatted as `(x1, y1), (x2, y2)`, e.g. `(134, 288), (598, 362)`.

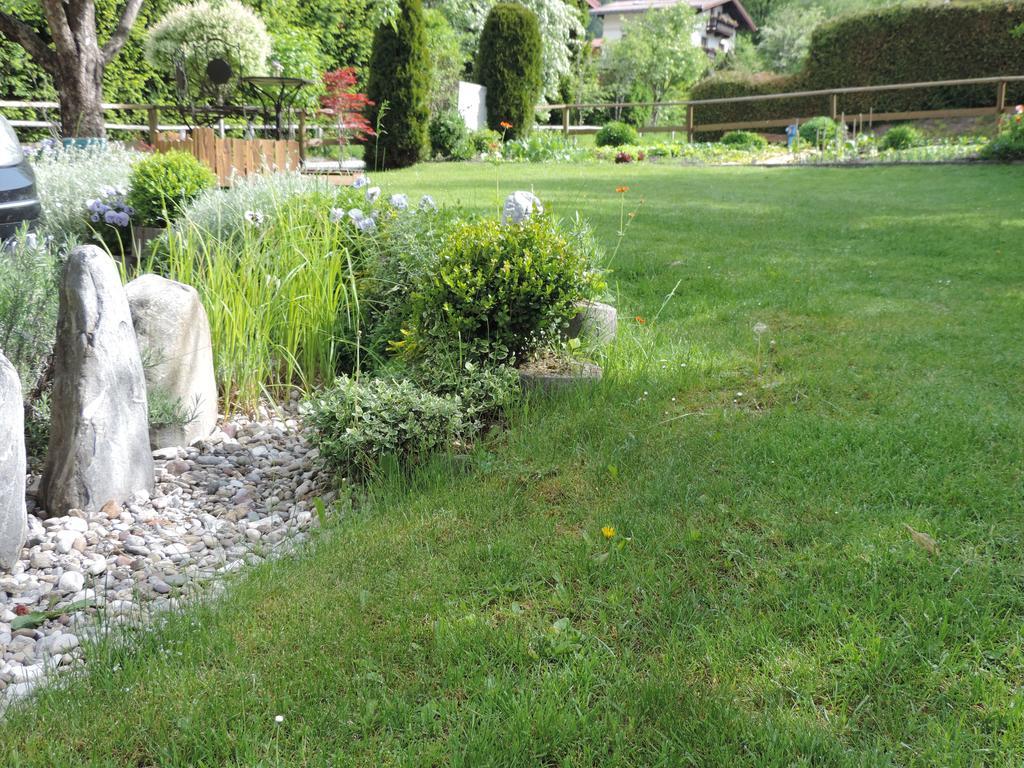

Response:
(0, 1), (145, 140)
(54, 49), (107, 138)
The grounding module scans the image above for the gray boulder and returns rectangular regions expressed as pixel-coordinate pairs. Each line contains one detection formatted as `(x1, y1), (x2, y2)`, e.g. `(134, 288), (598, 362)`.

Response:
(40, 245), (154, 517)
(501, 191), (544, 225)
(126, 274), (218, 448)
(0, 354), (27, 568)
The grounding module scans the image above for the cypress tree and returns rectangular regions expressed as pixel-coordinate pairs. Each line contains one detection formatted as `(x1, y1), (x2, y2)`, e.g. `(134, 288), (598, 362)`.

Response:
(476, 3), (543, 140)
(366, 0), (431, 170)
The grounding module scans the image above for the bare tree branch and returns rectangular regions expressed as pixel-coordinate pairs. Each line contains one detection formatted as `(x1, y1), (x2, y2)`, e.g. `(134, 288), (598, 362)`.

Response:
(0, 10), (55, 73)
(102, 0), (144, 65)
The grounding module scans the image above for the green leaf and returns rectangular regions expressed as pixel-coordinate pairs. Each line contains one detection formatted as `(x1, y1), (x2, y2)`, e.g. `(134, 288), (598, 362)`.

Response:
(12, 599), (92, 631)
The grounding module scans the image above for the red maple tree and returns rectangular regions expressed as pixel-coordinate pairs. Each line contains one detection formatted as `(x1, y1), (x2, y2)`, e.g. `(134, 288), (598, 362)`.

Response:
(321, 68), (375, 159)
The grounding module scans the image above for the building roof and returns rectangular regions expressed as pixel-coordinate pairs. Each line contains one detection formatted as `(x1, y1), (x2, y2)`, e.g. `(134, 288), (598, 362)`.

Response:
(591, 0), (757, 32)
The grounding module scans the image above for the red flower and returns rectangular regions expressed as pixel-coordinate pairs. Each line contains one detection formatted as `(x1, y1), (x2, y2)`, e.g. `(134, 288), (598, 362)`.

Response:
(14, 604), (29, 616)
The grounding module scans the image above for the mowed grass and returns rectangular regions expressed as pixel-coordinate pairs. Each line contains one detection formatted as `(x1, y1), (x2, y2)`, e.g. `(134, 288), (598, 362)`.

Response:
(2, 163), (1023, 766)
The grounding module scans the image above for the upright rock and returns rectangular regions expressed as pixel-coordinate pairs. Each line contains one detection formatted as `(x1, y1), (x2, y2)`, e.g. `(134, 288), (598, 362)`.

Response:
(0, 354), (27, 568)
(501, 191), (544, 225)
(40, 245), (154, 517)
(126, 274), (218, 448)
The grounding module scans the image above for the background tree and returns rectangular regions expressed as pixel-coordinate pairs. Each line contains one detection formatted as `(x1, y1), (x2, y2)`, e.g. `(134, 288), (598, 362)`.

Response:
(476, 3), (542, 138)
(424, 8), (467, 114)
(431, 0), (580, 103)
(145, 0), (272, 85)
(321, 67), (375, 160)
(599, 4), (707, 122)
(0, 0), (145, 137)
(366, 0), (431, 170)
(757, 4), (824, 73)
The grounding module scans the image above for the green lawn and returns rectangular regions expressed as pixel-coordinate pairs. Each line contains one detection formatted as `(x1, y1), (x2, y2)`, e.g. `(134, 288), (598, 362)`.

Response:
(3, 163), (1023, 766)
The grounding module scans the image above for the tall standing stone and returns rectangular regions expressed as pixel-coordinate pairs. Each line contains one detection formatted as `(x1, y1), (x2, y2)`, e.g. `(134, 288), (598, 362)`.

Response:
(40, 245), (154, 517)
(0, 353), (27, 568)
(126, 274), (218, 448)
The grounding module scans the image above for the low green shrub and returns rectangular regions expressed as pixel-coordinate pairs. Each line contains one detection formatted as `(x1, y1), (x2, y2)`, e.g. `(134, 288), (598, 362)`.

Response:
(429, 108), (471, 160)
(307, 374), (465, 478)
(500, 132), (588, 163)
(720, 130), (768, 151)
(468, 128), (502, 154)
(981, 132), (1024, 161)
(799, 116), (841, 146)
(360, 204), (460, 361)
(595, 121), (639, 148)
(412, 354), (520, 431)
(408, 215), (602, 363)
(880, 125), (923, 151)
(980, 109), (1024, 161)
(128, 151), (217, 228)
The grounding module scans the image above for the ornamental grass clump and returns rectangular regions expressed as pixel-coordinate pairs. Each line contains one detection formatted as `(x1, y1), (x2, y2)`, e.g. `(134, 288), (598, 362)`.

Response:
(163, 184), (369, 410)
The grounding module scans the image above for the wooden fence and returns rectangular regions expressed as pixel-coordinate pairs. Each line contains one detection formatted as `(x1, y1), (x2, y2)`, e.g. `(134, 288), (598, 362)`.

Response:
(153, 128), (301, 186)
(542, 74), (1024, 140)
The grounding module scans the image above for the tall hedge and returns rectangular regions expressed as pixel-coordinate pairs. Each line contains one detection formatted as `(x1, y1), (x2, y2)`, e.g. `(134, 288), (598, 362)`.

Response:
(366, 0), (431, 169)
(692, 1), (1024, 135)
(476, 3), (543, 140)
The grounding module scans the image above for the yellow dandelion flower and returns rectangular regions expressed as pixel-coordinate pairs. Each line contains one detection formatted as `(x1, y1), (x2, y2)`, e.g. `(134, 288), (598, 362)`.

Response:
(602, 525), (616, 539)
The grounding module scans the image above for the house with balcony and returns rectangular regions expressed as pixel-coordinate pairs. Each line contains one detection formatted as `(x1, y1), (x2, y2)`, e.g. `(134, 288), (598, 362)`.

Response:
(589, 0), (757, 57)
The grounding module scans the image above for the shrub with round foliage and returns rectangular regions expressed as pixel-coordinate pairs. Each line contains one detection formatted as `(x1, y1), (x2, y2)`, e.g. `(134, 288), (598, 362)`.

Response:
(799, 116), (841, 145)
(366, 0), (431, 170)
(595, 121), (639, 147)
(127, 151), (217, 228)
(981, 111), (1024, 162)
(469, 128), (502, 154)
(720, 130), (768, 151)
(429, 108), (471, 160)
(879, 125), (923, 151)
(410, 215), (602, 363)
(145, 0), (271, 83)
(476, 3), (543, 140)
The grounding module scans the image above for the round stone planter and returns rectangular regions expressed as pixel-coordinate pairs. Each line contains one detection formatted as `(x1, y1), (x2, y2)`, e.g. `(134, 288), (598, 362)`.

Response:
(565, 300), (617, 345)
(518, 355), (603, 392)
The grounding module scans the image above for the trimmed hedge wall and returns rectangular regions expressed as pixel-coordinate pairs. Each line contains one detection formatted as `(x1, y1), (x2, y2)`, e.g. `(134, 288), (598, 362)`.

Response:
(692, 1), (1024, 135)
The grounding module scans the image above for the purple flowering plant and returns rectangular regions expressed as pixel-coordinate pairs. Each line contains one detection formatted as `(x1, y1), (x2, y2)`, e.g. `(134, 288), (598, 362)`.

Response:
(85, 184), (134, 257)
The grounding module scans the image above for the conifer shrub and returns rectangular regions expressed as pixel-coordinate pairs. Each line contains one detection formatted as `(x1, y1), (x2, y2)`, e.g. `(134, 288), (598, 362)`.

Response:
(475, 3), (543, 140)
(366, 0), (431, 170)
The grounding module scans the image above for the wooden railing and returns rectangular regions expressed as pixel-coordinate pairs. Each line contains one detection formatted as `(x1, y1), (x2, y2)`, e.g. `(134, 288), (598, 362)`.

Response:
(541, 74), (1024, 139)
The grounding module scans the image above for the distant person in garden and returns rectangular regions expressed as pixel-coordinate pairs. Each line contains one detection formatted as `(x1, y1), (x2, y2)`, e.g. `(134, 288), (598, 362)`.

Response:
(786, 122), (799, 151)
